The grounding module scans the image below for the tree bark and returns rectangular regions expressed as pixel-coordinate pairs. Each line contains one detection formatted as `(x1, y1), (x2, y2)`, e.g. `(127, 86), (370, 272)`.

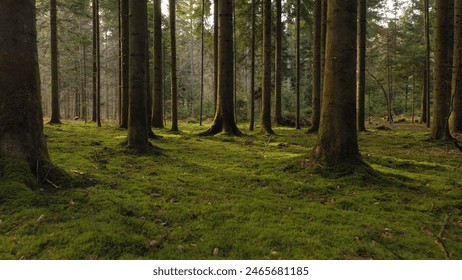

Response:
(313, 0), (361, 168)
(200, 0), (242, 136)
(120, 0), (129, 128)
(309, 0), (322, 133)
(127, 0), (150, 151)
(152, 0), (164, 128)
(261, 0), (274, 135)
(49, 0), (61, 124)
(249, 0), (256, 131)
(0, 0), (50, 172)
(432, 0), (454, 140)
(214, 0), (219, 113)
(170, 0), (179, 132)
(273, 0), (283, 125)
(356, 0), (367, 131)
(452, 0), (462, 133)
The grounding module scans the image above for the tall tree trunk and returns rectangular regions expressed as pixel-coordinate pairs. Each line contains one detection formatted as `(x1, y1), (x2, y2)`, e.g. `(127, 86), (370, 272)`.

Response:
(200, 0), (242, 136)
(170, 0), (179, 132)
(356, 0), (367, 131)
(214, 0), (219, 112)
(249, 0), (256, 131)
(274, 0), (283, 125)
(145, 5), (155, 138)
(452, 0), (462, 133)
(295, 0), (301, 130)
(152, 0), (164, 128)
(309, 0), (322, 133)
(120, 0), (129, 128)
(0, 0), (50, 174)
(421, 0), (430, 125)
(261, 0), (274, 135)
(96, 0), (101, 127)
(118, 0), (122, 125)
(80, 44), (87, 122)
(200, 0), (205, 126)
(49, 0), (61, 124)
(432, 0), (454, 140)
(313, 0), (361, 168)
(127, 0), (150, 151)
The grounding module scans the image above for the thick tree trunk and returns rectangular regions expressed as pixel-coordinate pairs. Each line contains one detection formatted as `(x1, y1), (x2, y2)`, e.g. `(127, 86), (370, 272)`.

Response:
(356, 0), (367, 131)
(170, 0), (179, 132)
(313, 0), (360, 167)
(120, 0), (129, 128)
(309, 0), (322, 133)
(152, 0), (164, 128)
(49, 0), (61, 124)
(0, 0), (50, 171)
(200, 0), (242, 136)
(273, 0), (283, 125)
(127, 0), (150, 151)
(249, 0), (256, 131)
(452, 0), (462, 133)
(432, 0), (454, 140)
(261, 0), (274, 135)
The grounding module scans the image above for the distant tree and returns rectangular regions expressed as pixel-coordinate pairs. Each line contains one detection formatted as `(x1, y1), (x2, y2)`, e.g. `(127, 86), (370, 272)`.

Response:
(49, 0), (61, 124)
(170, 0), (179, 132)
(120, 0), (129, 128)
(0, 0), (50, 174)
(152, 0), (164, 128)
(357, 0), (367, 131)
(273, 0), (283, 126)
(452, 0), (462, 133)
(261, 0), (274, 135)
(127, 0), (151, 151)
(200, 0), (242, 136)
(431, 0), (454, 140)
(313, 0), (361, 168)
(92, 0), (101, 126)
(295, 0), (301, 130)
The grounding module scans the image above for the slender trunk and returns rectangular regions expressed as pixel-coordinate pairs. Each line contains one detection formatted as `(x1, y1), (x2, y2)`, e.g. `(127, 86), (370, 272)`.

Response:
(49, 0), (61, 124)
(145, 4), (154, 138)
(170, 0), (179, 131)
(421, 0), (430, 125)
(96, 0), (101, 127)
(152, 0), (164, 128)
(261, 0), (274, 135)
(118, 0), (122, 125)
(249, 0), (256, 131)
(451, 0), (462, 133)
(200, 0), (205, 126)
(309, 0), (322, 133)
(120, 0), (129, 128)
(273, 0), (283, 126)
(356, 0), (366, 131)
(295, 0), (301, 130)
(432, 0), (454, 140)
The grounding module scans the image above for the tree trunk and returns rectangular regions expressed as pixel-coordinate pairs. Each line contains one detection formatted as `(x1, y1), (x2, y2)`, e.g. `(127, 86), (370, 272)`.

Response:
(152, 0), (164, 128)
(295, 0), (301, 130)
(313, 0), (361, 168)
(309, 0), (322, 133)
(432, 0), (454, 140)
(249, 0), (256, 131)
(200, 0), (205, 126)
(49, 0), (61, 124)
(120, 0), (129, 129)
(200, 0), (242, 136)
(170, 0), (179, 132)
(96, 0), (101, 127)
(214, 0), (219, 112)
(452, 0), (462, 133)
(261, 0), (274, 135)
(0, 0), (50, 173)
(273, 0), (283, 125)
(356, 0), (367, 131)
(421, 0), (430, 125)
(127, 0), (151, 151)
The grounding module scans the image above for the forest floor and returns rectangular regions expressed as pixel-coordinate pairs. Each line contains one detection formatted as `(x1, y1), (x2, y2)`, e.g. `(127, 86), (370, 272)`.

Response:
(1, 119), (462, 259)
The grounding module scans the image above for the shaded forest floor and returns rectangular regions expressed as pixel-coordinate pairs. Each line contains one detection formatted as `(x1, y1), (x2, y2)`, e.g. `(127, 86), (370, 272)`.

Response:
(1, 120), (462, 259)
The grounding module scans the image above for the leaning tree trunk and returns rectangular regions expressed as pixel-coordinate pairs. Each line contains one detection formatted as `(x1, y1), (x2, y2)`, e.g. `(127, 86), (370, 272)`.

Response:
(452, 0), (462, 133)
(261, 0), (274, 135)
(200, 0), (242, 136)
(0, 0), (50, 174)
(356, 0), (367, 131)
(309, 0), (322, 133)
(120, 0), (129, 128)
(432, 0), (454, 140)
(127, 0), (151, 151)
(49, 0), (61, 124)
(152, 0), (164, 128)
(313, 0), (361, 168)
(273, 0), (283, 126)
(170, 0), (179, 132)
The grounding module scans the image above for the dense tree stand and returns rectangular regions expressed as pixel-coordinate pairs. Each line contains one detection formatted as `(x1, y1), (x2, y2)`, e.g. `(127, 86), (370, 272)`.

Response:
(199, 0), (242, 137)
(311, 0), (364, 171)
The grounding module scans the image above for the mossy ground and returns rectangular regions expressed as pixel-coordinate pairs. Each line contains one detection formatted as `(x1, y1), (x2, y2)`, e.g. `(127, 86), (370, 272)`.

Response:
(1, 120), (461, 259)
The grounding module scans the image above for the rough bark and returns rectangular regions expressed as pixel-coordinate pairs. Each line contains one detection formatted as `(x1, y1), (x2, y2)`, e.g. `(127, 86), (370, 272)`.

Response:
(200, 0), (242, 136)
(452, 0), (462, 133)
(309, 0), (322, 133)
(49, 0), (61, 124)
(313, 0), (361, 167)
(0, 0), (50, 170)
(120, 0), (129, 128)
(127, 0), (150, 151)
(170, 0), (179, 132)
(432, 0), (454, 140)
(356, 0), (367, 131)
(273, 0), (283, 125)
(261, 0), (274, 135)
